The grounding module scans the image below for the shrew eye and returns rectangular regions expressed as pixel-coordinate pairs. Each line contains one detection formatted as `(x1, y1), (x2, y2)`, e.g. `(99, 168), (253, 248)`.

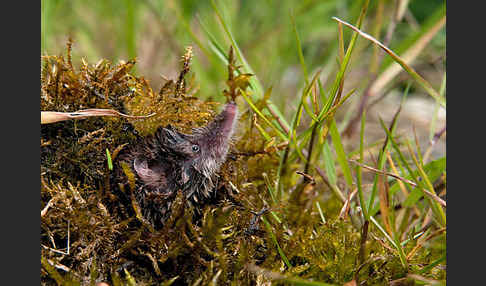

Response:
(192, 145), (200, 152)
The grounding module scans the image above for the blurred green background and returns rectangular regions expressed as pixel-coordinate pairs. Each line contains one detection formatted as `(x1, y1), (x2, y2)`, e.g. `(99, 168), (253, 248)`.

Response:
(41, 0), (445, 136)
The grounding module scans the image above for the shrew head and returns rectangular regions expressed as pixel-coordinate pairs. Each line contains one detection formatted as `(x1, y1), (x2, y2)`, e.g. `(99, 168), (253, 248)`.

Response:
(133, 102), (238, 189)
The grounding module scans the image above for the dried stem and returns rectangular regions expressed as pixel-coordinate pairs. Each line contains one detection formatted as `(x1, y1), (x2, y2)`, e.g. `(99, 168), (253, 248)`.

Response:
(355, 220), (370, 282)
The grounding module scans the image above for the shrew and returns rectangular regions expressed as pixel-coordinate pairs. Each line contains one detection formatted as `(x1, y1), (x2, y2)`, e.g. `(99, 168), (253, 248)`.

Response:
(117, 101), (238, 228)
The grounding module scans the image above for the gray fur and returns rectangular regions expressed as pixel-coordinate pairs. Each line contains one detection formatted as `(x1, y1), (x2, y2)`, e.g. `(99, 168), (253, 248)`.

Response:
(119, 102), (238, 227)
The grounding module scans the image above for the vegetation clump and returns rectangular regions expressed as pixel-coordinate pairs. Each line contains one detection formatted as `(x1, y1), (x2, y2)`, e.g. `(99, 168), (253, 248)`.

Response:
(41, 39), (445, 285)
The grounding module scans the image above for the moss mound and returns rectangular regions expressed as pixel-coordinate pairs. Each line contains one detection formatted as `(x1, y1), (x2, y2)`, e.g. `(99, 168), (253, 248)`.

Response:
(41, 44), (441, 286)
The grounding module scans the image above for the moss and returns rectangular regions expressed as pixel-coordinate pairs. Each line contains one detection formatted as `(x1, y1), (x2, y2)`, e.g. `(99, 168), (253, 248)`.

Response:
(40, 43), (445, 285)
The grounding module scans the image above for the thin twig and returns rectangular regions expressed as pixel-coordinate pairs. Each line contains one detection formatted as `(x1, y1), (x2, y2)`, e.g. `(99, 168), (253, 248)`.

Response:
(423, 124), (446, 163)
(266, 104), (290, 134)
(349, 159), (446, 207)
(303, 123), (318, 175)
(67, 220), (70, 255)
(315, 166), (346, 203)
(349, 159), (417, 187)
(431, 125), (446, 145)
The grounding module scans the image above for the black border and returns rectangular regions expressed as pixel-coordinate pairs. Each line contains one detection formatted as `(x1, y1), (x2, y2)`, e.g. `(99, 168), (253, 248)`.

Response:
(447, 0), (485, 284)
(2, 1), (40, 284)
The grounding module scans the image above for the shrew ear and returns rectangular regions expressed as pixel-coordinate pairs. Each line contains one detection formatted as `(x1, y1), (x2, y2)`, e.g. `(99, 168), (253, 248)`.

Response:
(133, 157), (161, 185)
(180, 163), (192, 185)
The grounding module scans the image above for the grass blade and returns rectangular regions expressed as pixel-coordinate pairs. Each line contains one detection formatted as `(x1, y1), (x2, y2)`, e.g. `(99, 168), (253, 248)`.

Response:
(316, 201), (326, 224)
(240, 89), (288, 140)
(106, 149), (113, 171)
(322, 140), (337, 186)
(208, 0), (291, 131)
(370, 216), (408, 268)
(356, 109), (368, 218)
(262, 217), (291, 268)
(367, 103), (402, 216)
(332, 16), (445, 107)
(329, 119), (353, 188)
(290, 10), (309, 84)
(378, 119), (446, 227)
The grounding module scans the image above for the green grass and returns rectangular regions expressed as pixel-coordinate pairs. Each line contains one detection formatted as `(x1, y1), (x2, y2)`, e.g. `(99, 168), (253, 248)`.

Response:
(41, 0), (446, 285)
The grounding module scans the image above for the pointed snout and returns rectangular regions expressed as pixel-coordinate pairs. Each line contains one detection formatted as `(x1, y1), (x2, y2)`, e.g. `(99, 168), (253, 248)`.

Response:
(219, 102), (238, 137)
